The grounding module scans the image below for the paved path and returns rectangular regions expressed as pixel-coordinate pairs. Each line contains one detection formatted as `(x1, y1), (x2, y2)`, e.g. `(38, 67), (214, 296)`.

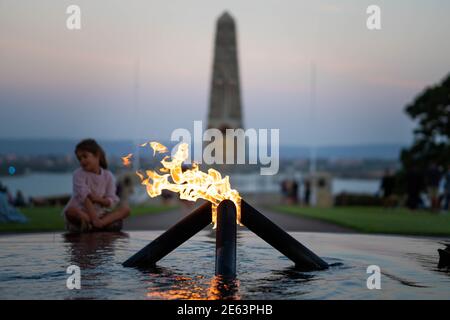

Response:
(124, 209), (187, 231)
(124, 205), (354, 233)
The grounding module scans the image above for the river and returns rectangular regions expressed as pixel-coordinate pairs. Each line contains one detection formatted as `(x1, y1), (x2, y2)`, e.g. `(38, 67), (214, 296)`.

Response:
(0, 172), (380, 199)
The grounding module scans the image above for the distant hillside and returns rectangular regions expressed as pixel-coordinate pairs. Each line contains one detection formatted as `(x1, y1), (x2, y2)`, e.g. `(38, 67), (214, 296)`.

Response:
(281, 144), (405, 160)
(0, 139), (404, 160)
(0, 139), (136, 156)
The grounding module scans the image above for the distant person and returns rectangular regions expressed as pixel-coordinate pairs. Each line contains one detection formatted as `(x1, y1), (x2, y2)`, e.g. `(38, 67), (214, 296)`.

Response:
(14, 190), (27, 207)
(291, 179), (299, 204)
(280, 179), (288, 204)
(0, 182), (27, 223)
(0, 182), (13, 205)
(0, 181), (6, 194)
(405, 166), (425, 210)
(116, 175), (134, 207)
(5, 187), (13, 205)
(280, 179), (287, 196)
(284, 180), (293, 204)
(280, 179), (298, 205)
(303, 178), (311, 206)
(443, 164), (450, 212)
(425, 163), (442, 211)
(161, 189), (173, 205)
(379, 169), (396, 208)
(63, 139), (130, 233)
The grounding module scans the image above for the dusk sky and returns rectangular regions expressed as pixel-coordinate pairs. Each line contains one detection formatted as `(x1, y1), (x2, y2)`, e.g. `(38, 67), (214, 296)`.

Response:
(1, 0), (449, 146)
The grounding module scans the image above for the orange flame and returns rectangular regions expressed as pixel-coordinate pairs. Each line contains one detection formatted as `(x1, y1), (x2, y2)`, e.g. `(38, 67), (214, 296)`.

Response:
(140, 141), (169, 156)
(149, 142), (169, 155)
(136, 142), (241, 228)
(121, 153), (133, 166)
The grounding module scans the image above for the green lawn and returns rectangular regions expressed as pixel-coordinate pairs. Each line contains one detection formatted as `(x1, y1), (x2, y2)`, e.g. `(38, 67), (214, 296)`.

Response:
(273, 205), (450, 237)
(0, 205), (176, 233)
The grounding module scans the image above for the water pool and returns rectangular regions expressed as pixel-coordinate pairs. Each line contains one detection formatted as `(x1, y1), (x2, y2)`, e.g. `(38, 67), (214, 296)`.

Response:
(0, 231), (448, 300)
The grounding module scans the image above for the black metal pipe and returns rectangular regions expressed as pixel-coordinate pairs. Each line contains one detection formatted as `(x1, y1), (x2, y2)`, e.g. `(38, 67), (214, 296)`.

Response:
(215, 200), (237, 277)
(240, 199), (329, 271)
(123, 201), (212, 268)
(123, 198), (328, 272)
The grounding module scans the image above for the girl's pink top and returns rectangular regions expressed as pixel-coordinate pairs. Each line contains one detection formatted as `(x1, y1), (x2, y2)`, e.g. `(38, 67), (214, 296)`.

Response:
(63, 167), (120, 216)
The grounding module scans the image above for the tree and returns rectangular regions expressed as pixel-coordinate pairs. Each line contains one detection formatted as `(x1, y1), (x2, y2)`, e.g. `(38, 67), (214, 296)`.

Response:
(401, 73), (450, 170)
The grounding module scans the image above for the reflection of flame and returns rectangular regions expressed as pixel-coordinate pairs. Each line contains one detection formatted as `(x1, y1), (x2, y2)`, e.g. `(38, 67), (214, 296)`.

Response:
(207, 276), (240, 300)
(121, 153), (133, 166)
(133, 142), (241, 228)
(145, 275), (240, 300)
(146, 276), (206, 300)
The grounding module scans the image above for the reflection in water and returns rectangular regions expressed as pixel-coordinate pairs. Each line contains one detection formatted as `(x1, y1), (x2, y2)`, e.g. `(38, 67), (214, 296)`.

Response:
(272, 266), (316, 281)
(207, 276), (240, 300)
(438, 243), (450, 270)
(205, 228), (246, 241)
(63, 232), (129, 299)
(142, 265), (240, 300)
(242, 267), (317, 299)
(63, 232), (129, 268)
(1, 231), (449, 299)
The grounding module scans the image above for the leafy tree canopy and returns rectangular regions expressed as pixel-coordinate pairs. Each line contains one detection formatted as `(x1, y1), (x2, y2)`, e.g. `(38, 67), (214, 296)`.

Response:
(401, 73), (450, 170)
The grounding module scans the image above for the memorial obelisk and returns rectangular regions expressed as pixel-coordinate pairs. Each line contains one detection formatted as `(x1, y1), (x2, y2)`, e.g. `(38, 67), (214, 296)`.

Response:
(206, 12), (244, 168)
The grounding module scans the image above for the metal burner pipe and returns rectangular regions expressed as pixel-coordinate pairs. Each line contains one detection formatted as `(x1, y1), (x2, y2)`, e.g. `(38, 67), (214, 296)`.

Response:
(215, 200), (237, 277)
(240, 199), (329, 271)
(123, 201), (212, 268)
(123, 198), (328, 272)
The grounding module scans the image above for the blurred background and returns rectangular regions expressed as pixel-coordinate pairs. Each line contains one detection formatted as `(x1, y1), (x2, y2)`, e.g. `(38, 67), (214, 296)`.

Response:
(0, 0), (449, 235)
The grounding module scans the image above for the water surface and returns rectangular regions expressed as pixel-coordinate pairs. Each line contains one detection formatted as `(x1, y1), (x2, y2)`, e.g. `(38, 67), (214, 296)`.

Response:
(0, 231), (448, 299)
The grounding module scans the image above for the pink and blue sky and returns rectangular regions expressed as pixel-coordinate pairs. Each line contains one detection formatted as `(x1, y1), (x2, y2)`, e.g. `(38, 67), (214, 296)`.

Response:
(1, 0), (449, 146)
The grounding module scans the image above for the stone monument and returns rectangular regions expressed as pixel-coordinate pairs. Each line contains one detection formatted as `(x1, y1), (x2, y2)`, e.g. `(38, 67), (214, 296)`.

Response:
(206, 11), (244, 167)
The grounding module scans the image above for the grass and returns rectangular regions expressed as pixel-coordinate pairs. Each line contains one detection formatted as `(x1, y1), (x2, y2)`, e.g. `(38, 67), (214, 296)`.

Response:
(0, 204), (176, 233)
(129, 205), (177, 217)
(272, 205), (450, 237)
